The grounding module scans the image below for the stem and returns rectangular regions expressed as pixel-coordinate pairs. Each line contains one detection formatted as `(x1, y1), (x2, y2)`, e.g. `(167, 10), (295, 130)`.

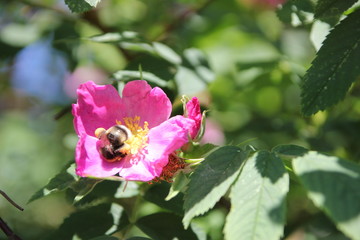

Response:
(0, 190), (24, 211)
(0, 218), (23, 240)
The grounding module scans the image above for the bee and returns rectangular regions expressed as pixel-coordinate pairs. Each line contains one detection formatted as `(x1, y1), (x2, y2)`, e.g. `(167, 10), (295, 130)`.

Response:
(95, 125), (132, 162)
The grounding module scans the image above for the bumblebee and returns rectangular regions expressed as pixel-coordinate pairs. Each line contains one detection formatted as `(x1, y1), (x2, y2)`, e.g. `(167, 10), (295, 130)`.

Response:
(95, 125), (132, 162)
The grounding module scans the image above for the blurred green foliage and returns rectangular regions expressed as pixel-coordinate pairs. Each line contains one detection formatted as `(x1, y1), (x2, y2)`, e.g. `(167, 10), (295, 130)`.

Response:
(1, 0), (360, 239)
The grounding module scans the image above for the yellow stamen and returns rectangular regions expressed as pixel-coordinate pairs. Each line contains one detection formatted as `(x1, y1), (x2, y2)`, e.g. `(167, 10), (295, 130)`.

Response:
(117, 116), (149, 155)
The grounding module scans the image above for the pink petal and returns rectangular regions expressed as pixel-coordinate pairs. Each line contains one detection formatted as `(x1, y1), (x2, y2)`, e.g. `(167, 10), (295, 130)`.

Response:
(186, 97), (202, 139)
(72, 81), (125, 137)
(121, 80), (172, 128)
(119, 116), (195, 181)
(75, 134), (123, 177)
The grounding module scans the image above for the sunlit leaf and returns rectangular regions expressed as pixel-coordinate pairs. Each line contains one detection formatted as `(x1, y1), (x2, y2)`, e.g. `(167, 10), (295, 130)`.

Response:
(153, 42), (182, 65)
(137, 212), (198, 240)
(293, 152), (360, 240)
(88, 32), (139, 43)
(301, 9), (360, 116)
(224, 151), (289, 240)
(183, 146), (248, 228)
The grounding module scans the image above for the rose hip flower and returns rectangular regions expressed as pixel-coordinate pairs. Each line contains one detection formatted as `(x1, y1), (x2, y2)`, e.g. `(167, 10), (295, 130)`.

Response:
(72, 80), (201, 182)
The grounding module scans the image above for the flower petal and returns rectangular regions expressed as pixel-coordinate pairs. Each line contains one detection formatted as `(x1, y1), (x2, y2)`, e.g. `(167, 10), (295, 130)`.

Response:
(119, 115), (195, 181)
(72, 81), (125, 136)
(75, 134), (123, 177)
(186, 97), (202, 139)
(121, 80), (172, 128)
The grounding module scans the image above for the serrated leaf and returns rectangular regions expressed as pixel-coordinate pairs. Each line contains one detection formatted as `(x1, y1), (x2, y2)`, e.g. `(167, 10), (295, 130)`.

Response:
(314, 0), (357, 24)
(44, 204), (114, 240)
(64, 0), (93, 13)
(301, 9), (360, 116)
(144, 183), (184, 215)
(183, 146), (248, 228)
(136, 212), (198, 240)
(112, 70), (168, 87)
(84, 0), (102, 7)
(28, 163), (77, 203)
(293, 152), (360, 240)
(224, 151), (289, 240)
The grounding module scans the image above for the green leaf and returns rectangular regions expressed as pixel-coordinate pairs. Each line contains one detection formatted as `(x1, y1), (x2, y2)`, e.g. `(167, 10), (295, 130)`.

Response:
(314, 0), (357, 24)
(44, 204), (114, 240)
(301, 9), (360, 116)
(144, 183), (184, 215)
(272, 144), (308, 158)
(88, 32), (139, 43)
(84, 0), (102, 7)
(64, 0), (93, 13)
(293, 152), (360, 240)
(224, 151), (289, 240)
(136, 212), (198, 240)
(112, 70), (168, 88)
(28, 163), (77, 203)
(183, 146), (248, 228)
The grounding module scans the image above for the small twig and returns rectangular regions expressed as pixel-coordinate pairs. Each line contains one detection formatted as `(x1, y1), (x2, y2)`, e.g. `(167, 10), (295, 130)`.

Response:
(0, 190), (24, 212)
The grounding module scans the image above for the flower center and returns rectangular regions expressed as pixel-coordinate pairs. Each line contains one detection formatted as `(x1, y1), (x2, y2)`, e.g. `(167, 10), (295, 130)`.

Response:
(117, 116), (149, 155)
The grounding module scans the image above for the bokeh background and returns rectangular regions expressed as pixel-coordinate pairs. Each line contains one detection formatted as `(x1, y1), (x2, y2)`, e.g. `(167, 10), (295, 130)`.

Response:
(1, 0), (360, 239)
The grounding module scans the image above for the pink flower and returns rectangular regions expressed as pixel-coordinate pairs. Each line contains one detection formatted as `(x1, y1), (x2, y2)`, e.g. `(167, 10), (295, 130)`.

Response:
(72, 80), (201, 182)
